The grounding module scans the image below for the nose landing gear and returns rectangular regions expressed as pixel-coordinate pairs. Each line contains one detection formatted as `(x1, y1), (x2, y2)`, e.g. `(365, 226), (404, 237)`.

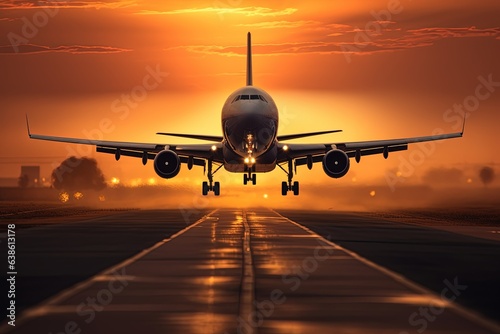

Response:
(243, 164), (256, 185)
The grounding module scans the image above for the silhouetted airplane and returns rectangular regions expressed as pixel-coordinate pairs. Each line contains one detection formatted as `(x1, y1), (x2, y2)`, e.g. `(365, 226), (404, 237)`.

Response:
(27, 33), (465, 196)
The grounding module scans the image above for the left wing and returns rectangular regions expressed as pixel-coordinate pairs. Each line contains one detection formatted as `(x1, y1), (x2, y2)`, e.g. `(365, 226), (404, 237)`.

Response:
(277, 128), (464, 165)
(27, 118), (223, 166)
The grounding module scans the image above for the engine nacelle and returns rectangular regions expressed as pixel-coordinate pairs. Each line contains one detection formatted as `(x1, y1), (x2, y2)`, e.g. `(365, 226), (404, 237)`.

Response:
(322, 149), (350, 178)
(154, 150), (180, 179)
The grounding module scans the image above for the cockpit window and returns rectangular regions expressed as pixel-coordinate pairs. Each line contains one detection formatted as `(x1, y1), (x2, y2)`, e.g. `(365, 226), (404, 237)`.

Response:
(231, 94), (268, 103)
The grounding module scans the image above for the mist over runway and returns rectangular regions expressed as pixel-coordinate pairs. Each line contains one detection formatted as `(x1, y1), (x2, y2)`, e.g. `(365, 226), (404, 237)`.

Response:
(1, 207), (500, 334)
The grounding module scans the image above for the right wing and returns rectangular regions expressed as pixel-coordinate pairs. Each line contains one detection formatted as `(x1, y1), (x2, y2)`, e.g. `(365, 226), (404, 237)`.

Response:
(277, 128), (464, 165)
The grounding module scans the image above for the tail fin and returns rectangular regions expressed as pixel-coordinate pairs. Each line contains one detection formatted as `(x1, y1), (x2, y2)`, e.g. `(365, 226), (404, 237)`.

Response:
(246, 32), (253, 86)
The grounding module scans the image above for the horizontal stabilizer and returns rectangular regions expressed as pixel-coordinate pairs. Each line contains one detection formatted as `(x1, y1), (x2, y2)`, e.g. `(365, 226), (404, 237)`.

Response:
(156, 132), (223, 142)
(277, 130), (342, 141)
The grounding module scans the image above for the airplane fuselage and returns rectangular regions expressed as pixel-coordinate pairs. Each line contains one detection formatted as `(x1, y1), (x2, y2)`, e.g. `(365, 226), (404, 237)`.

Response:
(221, 86), (279, 172)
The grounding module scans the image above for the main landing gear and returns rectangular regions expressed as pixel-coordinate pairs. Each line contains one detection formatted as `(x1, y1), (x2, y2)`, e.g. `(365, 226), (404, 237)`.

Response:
(278, 159), (299, 196)
(202, 159), (223, 196)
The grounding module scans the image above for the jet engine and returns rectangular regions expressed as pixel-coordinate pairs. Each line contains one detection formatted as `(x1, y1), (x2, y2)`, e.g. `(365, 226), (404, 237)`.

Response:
(154, 150), (181, 179)
(322, 149), (350, 178)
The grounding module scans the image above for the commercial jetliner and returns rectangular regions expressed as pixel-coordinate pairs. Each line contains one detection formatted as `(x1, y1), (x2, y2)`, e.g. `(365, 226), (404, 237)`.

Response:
(27, 33), (464, 196)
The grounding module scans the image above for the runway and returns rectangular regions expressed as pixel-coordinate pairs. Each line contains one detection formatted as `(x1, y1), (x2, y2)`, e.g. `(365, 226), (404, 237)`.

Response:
(2, 208), (500, 334)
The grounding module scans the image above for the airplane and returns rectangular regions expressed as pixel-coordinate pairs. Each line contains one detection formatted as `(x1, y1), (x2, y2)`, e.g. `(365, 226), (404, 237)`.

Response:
(27, 32), (465, 196)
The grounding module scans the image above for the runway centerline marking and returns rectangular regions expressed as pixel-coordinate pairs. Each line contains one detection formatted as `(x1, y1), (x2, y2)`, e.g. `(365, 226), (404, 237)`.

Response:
(238, 210), (257, 334)
(272, 209), (500, 334)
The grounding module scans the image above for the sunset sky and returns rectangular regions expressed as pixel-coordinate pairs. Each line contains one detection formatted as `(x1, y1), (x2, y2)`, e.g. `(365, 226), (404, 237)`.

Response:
(1, 0), (499, 191)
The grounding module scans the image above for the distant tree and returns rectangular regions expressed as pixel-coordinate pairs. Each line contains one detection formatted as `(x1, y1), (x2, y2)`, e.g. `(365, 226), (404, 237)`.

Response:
(18, 174), (29, 188)
(52, 156), (106, 191)
(479, 166), (495, 187)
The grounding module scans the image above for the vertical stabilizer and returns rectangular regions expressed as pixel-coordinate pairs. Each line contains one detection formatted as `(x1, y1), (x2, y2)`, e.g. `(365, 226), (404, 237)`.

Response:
(246, 32), (253, 86)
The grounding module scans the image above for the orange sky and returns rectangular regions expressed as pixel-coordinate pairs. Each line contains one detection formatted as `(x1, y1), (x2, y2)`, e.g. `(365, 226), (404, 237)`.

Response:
(1, 0), (499, 189)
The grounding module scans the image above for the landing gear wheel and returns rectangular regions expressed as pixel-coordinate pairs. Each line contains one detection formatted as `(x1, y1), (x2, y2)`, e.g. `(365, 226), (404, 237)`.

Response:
(202, 182), (209, 196)
(213, 182), (220, 196)
(243, 174), (248, 185)
(252, 174), (257, 185)
(292, 181), (299, 196)
(281, 181), (288, 196)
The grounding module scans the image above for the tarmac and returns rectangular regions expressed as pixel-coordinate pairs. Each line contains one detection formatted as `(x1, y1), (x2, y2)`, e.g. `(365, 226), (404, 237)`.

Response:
(1, 208), (500, 334)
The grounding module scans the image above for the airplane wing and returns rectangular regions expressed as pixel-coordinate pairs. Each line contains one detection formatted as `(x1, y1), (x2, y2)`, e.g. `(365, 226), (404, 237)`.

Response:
(277, 128), (464, 165)
(27, 118), (224, 166)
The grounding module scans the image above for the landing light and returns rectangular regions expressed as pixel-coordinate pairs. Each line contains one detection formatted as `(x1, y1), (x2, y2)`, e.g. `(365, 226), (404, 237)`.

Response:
(211, 145), (217, 151)
(244, 157), (256, 165)
(283, 145), (289, 151)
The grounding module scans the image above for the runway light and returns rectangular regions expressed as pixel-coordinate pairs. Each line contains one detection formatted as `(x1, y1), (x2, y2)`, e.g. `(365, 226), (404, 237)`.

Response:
(99, 195), (106, 202)
(263, 193), (268, 199)
(73, 192), (84, 200)
(370, 190), (376, 197)
(111, 177), (120, 185)
(148, 177), (156, 185)
(467, 178), (473, 184)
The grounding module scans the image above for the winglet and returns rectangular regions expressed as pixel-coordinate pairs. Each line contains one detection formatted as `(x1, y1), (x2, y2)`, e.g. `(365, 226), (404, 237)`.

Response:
(26, 114), (32, 138)
(246, 32), (253, 86)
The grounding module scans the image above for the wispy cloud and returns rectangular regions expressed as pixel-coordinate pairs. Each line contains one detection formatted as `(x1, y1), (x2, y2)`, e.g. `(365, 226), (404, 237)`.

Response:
(0, 44), (132, 54)
(166, 26), (500, 58)
(137, 6), (297, 17)
(236, 20), (317, 29)
(407, 26), (500, 39)
(0, 0), (135, 10)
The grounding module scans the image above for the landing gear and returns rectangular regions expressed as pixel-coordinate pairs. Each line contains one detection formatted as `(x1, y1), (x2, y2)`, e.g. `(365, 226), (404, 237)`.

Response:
(243, 165), (256, 185)
(278, 159), (299, 196)
(202, 159), (223, 196)
(243, 173), (256, 185)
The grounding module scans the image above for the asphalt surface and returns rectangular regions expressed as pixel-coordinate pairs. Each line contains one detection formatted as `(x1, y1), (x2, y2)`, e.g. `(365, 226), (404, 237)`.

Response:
(1, 208), (499, 334)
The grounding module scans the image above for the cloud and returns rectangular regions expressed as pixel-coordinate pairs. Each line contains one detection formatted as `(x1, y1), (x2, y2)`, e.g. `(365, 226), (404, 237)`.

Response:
(165, 25), (500, 59)
(137, 6), (297, 17)
(0, 0), (135, 10)
(236, 20), (317, 29)
(408, 26), (500, 38)
(0, 44), (132, 54)
(339, 26), (500, 55)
